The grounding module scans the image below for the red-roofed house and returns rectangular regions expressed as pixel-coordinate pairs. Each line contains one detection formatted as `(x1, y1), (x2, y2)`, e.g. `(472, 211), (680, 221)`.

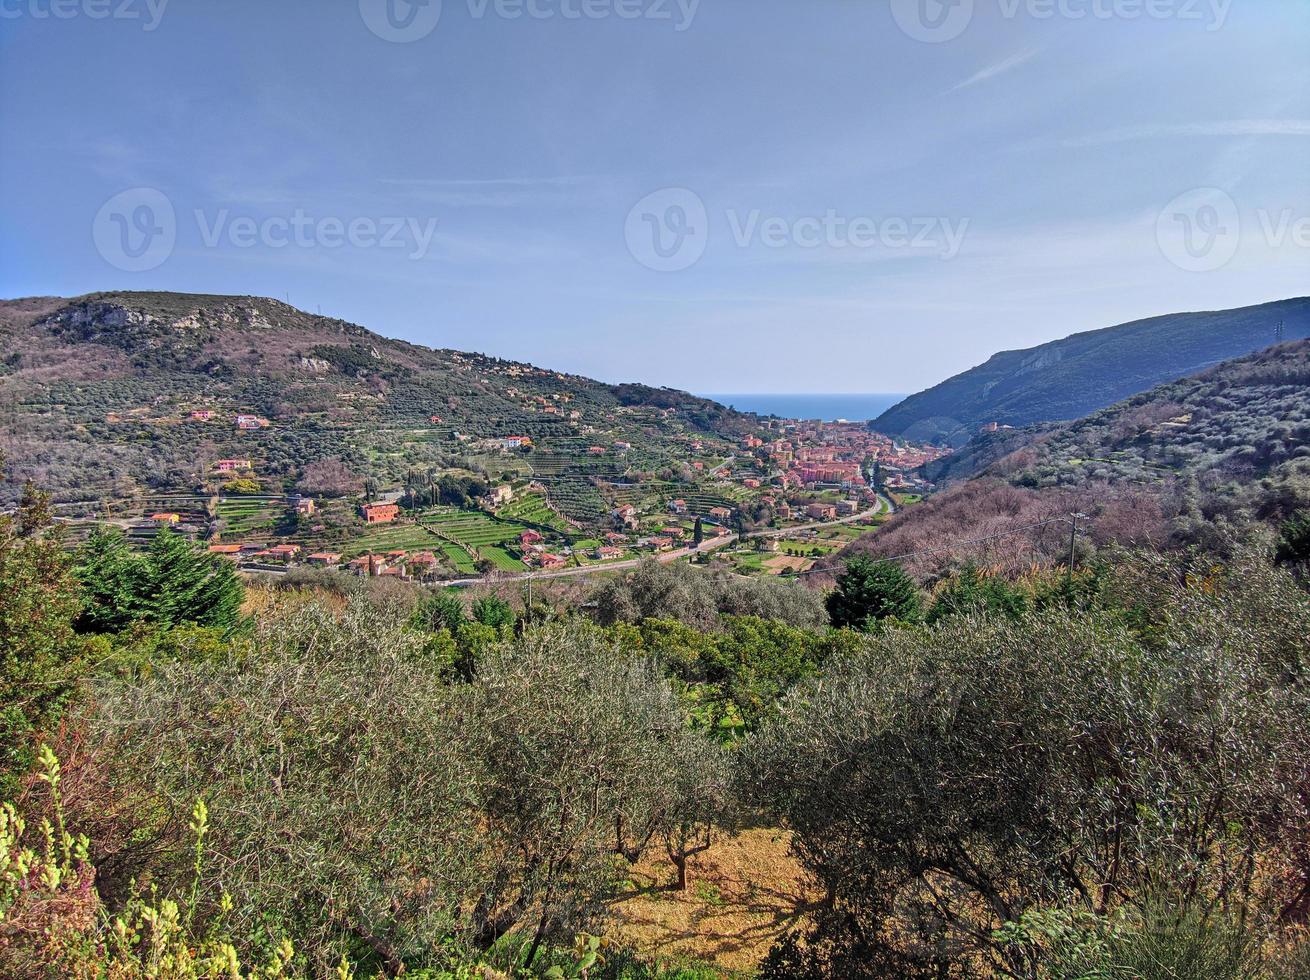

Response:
(361, 502), (399, 524)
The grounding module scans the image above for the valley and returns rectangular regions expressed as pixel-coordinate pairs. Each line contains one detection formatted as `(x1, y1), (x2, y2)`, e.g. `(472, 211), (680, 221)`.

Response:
(0, 292), (945, 585)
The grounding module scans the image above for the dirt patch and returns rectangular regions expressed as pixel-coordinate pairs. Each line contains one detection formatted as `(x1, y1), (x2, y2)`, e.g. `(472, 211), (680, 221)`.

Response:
(606, 828), (818, 973)
(762, 555), (813, 574)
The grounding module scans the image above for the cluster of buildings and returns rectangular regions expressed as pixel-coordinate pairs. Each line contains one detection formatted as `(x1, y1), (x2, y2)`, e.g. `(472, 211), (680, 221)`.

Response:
(741, 420), (950, 495)
(189, 410), (271, 430)
(485, 435), (533, 452)
(515, 528), (628, 569)
(207, 540), (443, 580)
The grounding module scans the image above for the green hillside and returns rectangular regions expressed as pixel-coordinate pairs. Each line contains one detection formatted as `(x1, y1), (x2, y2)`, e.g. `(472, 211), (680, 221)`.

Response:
(1006, 337), (1310, 515)
(838, 337), (1310, 579)
(0, 291), (751, 511)
(873, 297), (1310, 445)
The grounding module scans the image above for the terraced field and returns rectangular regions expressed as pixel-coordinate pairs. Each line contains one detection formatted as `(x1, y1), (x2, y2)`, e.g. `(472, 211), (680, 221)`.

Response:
(216, 496), (284, 535)
(498, 493), (570, 533)
(421, 509), (529, 571)
(539, 476), (607, 524)
(604, 482), (739, 516)
(342, 523), (447, 558)
(441, 542), (478, 574)
(480, 545), (525, 572)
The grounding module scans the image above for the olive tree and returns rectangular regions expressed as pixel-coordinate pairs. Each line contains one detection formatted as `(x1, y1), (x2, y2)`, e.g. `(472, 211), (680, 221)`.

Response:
(92, 597), (486, 974)
(743, 553), (1310, 978)
(462, 624), (730, 963)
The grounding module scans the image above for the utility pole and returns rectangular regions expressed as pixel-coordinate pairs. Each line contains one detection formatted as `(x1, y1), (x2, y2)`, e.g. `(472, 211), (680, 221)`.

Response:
(1067, 513), (1086, 590)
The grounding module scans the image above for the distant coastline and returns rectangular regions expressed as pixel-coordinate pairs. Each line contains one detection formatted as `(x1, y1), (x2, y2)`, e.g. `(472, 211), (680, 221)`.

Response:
(703, 393), (905, 423)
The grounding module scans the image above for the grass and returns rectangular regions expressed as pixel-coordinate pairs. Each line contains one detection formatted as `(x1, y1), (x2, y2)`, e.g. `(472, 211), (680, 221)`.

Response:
(217, 497), (282, 534)
(442, 543), (478, 574)
(342, 523), (446, 557)
(498, 492), (569, 531)
(605, 828), (816, 974)
(480, 545), (525, 572)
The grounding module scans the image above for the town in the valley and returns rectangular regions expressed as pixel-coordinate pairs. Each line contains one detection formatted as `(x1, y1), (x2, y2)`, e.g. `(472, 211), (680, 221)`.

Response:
(61, 410), (953, 584)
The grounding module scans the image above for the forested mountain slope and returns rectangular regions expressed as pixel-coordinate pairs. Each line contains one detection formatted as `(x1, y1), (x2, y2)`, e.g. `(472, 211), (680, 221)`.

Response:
(844, 338), (1310, 578)
(0, 291), (750, 506)
(873, 297), (1310, 445)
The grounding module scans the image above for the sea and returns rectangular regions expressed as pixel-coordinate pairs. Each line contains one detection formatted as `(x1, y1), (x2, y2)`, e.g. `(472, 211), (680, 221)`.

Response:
(701, 393), (905, 423)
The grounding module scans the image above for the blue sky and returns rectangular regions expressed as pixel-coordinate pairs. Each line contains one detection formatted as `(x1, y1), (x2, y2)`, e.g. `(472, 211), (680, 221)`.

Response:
(1, 0), (1307, 393)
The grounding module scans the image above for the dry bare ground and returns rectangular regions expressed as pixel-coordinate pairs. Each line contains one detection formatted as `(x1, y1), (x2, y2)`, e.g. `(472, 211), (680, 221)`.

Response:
(606, 829), (819, 973)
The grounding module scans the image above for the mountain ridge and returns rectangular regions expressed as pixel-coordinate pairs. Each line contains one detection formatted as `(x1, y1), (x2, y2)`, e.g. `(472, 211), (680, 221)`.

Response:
(0, 291), (751, 514)
(840, 336), (1310, 579)
(873, 297), (1310, 445)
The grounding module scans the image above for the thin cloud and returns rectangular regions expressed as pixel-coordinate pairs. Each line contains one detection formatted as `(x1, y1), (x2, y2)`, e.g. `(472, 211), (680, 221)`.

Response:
(377, 175), (612, 208)
(1061, 120), (1310, 147)
(948, 47), (1040, 93)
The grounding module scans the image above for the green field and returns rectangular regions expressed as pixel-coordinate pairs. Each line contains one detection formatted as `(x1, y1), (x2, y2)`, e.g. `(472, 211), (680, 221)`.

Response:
(421, 508), (532, 571)
(441, 542), (478, 574)
(217, 496), (282, 534)
(498, 493), (570, 532)
(342, 523), (447, 558)
(480, 546), (526, 572)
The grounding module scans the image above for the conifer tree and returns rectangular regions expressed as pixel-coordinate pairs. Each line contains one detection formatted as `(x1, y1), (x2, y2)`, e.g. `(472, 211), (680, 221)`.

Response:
(75, 528), (141, 633)
(825, 555), (922, 629)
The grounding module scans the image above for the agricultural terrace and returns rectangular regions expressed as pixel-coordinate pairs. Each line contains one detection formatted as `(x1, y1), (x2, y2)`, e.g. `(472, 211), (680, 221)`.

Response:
(216, 496), (285, 535)
(497, 492), (572, 534)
